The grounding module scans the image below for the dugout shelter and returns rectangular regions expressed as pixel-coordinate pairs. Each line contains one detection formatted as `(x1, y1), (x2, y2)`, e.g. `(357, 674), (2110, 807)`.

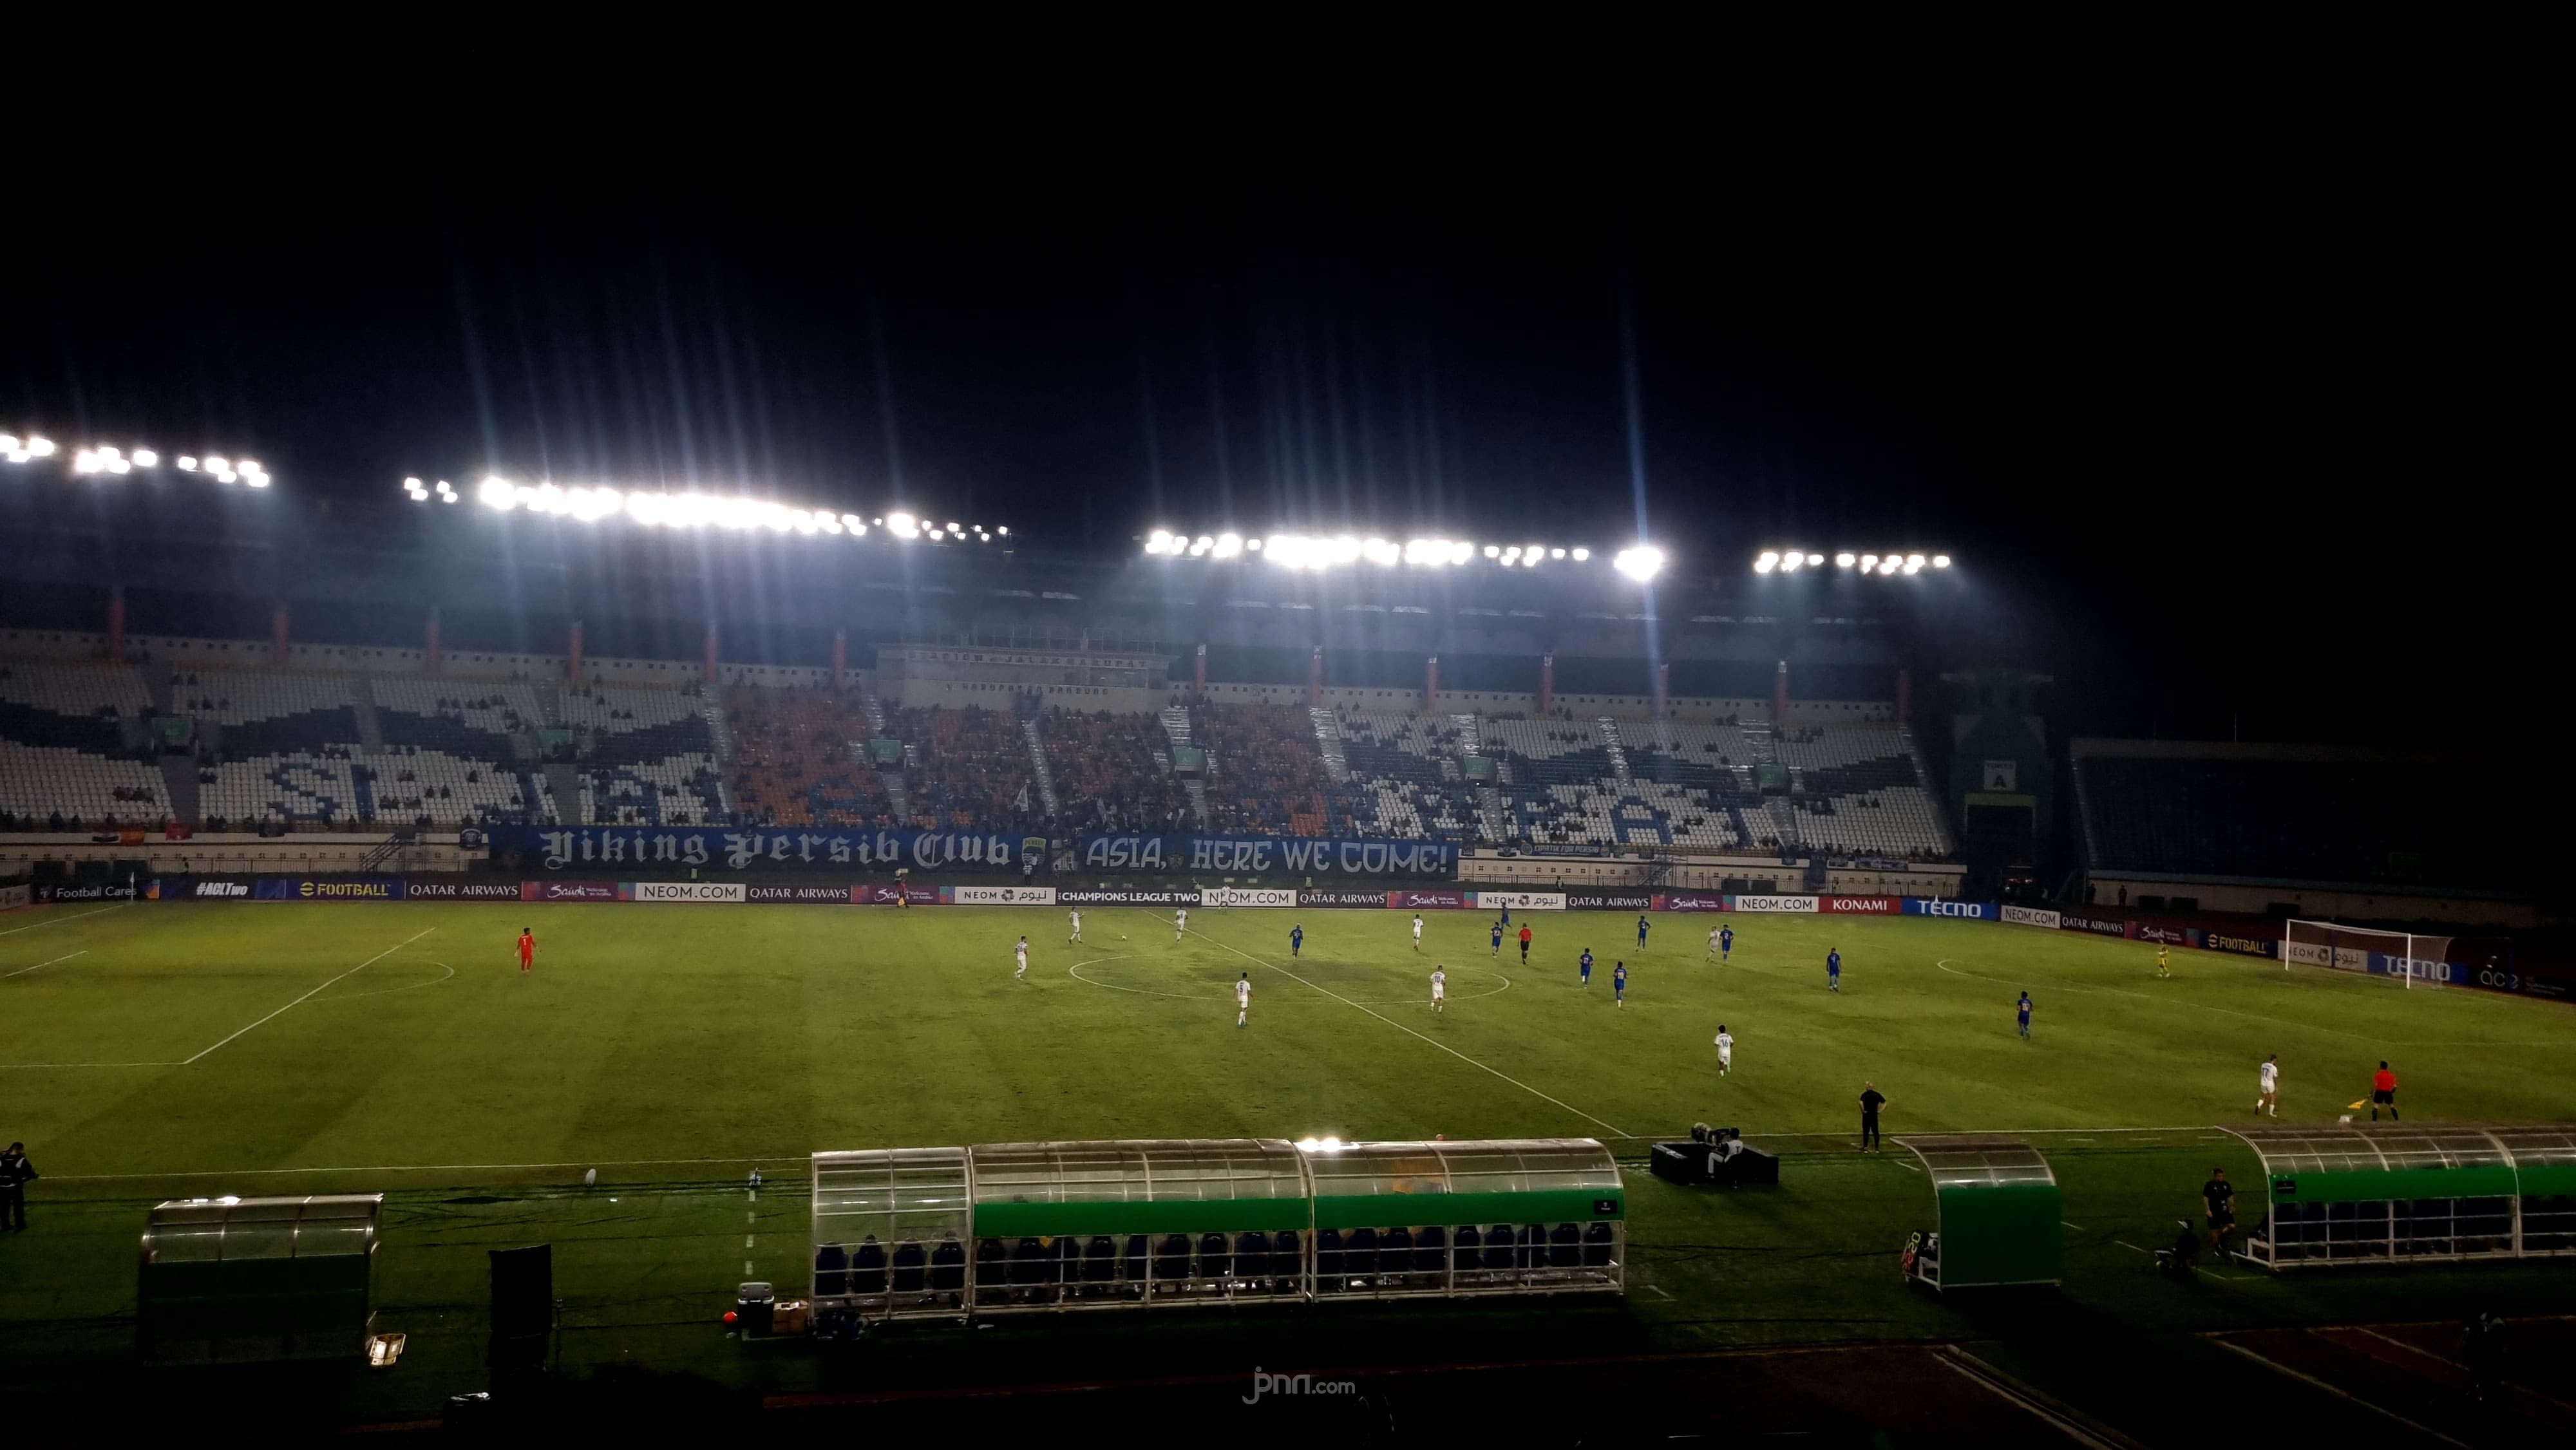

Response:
(2223, 1123), (2576, 1268)
(137, 1194), (383, 1366)
(1895, 1135), (2063, 1292)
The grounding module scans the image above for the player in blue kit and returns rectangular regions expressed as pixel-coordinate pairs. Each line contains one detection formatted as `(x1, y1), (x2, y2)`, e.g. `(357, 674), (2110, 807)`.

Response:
(1636, 915), (1651, 951)
(1290, 924), (1304, 957)
(1826, 947), (1841, 992)
(1490, 921), (1504, 957)
(1613, 960), (1628, 1006)
(2017, 991), (2033, 1039)
(1579, 947), (1594, 986)
(1719, 925), (1734, 963)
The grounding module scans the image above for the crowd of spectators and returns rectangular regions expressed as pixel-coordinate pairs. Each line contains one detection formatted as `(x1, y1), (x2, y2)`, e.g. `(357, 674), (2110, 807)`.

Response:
(894, 705), (1041, 834)
(1041, 708), (1189, 833)
(726, 687), (892, 828)
(1195, 702), (1331, 835)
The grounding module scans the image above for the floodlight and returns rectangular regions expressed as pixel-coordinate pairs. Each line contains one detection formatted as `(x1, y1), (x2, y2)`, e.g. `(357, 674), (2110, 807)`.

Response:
(1450, 541), (1475, 565)
(1806, 554), (1824, 566)
(1146, 529), (1172, 554)
(998, 526), (1009, 536)
(0, 435), (17, 453)
(1861, 554), (1878, 570)
(1613, 545), (1666, 581)
(1835, 552), (1856, 568)
(177, 456), (198, 471)
(1246, 536), (1262, 551)
(1331, 536), (1361, 564)
(1215, 532), (1242, 558)
(131, 449), (158, 467)
(1365, 538), (1399, 566)
(1756, 551), (1779, 572)
(28, 437), (54, 456)
(439, 491), (455, 502)
(1906, 554), (1925, 569)
(204, 456), (229, 474)
(1550, 547), (1566, 559)
(479, 477), (516, 509)
(1933, 555), (1950, 568)
(1778, 552), (1801, 572)
(1483, 545), (1501, 558)
(1571, 547), (1589, 561)
(1502, 546), (1520, 561)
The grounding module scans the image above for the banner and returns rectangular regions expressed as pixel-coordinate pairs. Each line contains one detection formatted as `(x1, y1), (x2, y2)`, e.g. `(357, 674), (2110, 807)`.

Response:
(492, 825), (1029, 875)
(33, 882), (140, 903)
(748, 885), (857, 903)
(2196, 928), (2277, 959)
(2000, 905), (2061, 929)
(2133, 921), (2191, 946)
(1566, 893), (1653, 910)
(856, 883), (945, 905)
(148, 876), (252, 900)
(523, 880), (618, 902)
(1075, 833), (1459, 879)
(2056, 912), (2131, 936)
(1830, 856), (1915, 872)
(1474, 891), (1567, 912)
(256, 878), (404, 901)
(1390, 889), (1470, 910)
(1297, 889), (1394, 908)
(631, 881), (746, 903)
(1060, 889), (1200, 907)
(1733, 895), (1819, 914)
(1821, 896), (1899, 914)
(0, 883), (26, 911)
(1199, 887), (1298, 908)
(1651, 892), (1730, 912)
(406, 878), (522, 900)
(1904, 898), (2000, 920)
(949, 885), (1060, 906)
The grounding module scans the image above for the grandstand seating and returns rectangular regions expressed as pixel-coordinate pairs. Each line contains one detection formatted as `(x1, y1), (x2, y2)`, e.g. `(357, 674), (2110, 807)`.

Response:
(1041, 708), (1189, 833)
(372, 677), (541, 760)
(360, 749), (549, 829)
(1336, 711), (1482, 842)
(0, 662), (166, 829)
(2076, 753), (2514, 889)
(582, 753), (724, 827)
(0, 740), (168, 829)
(1196, 702), (1331, 836)
(558, 683), (717, 769)
(893, 705), (1039, 833)
(726, 688), (893, 828)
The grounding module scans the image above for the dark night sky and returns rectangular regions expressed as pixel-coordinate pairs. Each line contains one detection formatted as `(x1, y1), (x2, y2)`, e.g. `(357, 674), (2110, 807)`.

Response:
(2, 95), (2549, 745)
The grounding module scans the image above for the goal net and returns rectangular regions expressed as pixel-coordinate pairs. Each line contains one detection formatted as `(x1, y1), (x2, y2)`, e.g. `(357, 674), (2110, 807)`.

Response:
(2282, 919), (2453, 989)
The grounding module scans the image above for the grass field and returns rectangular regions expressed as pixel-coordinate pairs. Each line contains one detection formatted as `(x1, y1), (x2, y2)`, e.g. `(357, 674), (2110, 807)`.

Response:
(6, 898), (2575, 1438)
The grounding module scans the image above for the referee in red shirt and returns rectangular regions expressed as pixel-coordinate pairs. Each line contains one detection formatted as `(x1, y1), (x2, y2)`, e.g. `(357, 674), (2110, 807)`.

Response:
(2371, 1061), (2399, 1121)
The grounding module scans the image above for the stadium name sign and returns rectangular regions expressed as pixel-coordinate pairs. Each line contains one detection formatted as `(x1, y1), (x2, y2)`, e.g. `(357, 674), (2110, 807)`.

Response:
(495, 826), (1033, 874)
(1076, 833), (1459, 878)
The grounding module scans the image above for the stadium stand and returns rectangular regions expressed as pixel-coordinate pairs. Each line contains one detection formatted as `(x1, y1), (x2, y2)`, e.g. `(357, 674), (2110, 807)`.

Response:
(2074, 748), (2516, 889)
(555, 683), (726, 824)
(0, 662), (166, 829)
(1775, 726), (1951, 859)
(892, 704), (1039, 833)
(1335, 711), (1482, 842)
(1196, 702), (1331, 835)
(1040, 708), (1190, 833)
(369, 678), (554, 825)
(726, 688), (893, 828)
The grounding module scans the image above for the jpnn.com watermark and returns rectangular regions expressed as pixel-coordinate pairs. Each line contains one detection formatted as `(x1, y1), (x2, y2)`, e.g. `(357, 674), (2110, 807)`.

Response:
(1245, 1368), (1359, 1404)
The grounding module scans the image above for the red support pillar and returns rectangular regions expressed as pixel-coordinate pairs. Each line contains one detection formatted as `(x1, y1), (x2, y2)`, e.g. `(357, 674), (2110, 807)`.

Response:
(270, 601), (290, 668)
(106, 587), (126, 663)
(832, 628), (848, 691)
(1308, 646), (1323, 710)
(704, 621), (720, 685)
(424, 606), (442, 675)
(1425, 655), (1439, 714)
(568, 620), (585, 683)
(1774, 659), (1790, 726)
(1195, 643), (1208, 693)
(1896, 668), (1911, 726)
(1539, 652), (1554, 715)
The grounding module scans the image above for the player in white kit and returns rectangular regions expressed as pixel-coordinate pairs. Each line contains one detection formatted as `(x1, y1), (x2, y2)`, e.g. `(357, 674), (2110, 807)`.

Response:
(1067, 909), (1082, 943)
(1235, 972), (1251, 1027)
(1175, 907), (1189, 941)
(1714, 1025), (1733, 1075)
(1014, 936), (1029, 981)
(2257, 1053), (2280, 1116)
(1412, 914), (1425, 950)
(1707, 927), (1722, 961)
(1430, 966), (1446, 1013)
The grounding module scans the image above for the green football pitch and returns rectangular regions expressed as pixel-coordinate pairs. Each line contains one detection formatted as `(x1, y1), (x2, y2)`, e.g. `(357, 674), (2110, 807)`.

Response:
(5, 899), (2575, 1434)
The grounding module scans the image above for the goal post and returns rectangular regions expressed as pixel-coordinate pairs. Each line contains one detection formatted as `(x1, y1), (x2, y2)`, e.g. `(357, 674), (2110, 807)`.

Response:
(2282, 919), (2454, 989)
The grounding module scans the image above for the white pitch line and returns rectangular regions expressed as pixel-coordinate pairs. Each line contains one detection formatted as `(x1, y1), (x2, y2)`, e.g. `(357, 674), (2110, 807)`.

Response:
(1173, 916), (1628, 1137)
(181, 927), (437, 1064)
(2208, 1337), (2470, 1449)
(0, 903), (130, 936)
(1, 949), (87, 980)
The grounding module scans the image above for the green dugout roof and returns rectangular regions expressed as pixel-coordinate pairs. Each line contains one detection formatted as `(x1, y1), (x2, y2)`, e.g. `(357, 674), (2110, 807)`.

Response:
(1898, 1135), (2062, 1290)
(2226, 1123), (2573, 1204)
(1303, 1137), (1622, 1231)
(967, 1138), (1311, 1238)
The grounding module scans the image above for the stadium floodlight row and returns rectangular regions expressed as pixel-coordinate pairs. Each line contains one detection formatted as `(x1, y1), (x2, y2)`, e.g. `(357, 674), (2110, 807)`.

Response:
(399, 474), (1008, 544)
(1756, 550), (1950, 576)
(3, 429), (269, 486)
(1144, 530), (1665, 580)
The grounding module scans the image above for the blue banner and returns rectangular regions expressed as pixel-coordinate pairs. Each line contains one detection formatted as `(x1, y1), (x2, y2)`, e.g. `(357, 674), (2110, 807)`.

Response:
(253, 877), (407, 901)
(489, 825), (1035, 874)
(1902, 898), (2000, 919)
(1076, 833), (1458, 878)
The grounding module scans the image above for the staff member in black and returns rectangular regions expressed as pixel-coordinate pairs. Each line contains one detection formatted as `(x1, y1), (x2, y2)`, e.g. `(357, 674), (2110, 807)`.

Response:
(1859, 1082), (1887, 1154)
(0, 1142), (33, 1230)
(2202, 1166), (2235, 1257)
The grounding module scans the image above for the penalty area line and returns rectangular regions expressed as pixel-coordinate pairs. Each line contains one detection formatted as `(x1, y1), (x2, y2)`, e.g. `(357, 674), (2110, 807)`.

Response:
(1, 949), (88, 980)
(1175, 919), (1629, 1138)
